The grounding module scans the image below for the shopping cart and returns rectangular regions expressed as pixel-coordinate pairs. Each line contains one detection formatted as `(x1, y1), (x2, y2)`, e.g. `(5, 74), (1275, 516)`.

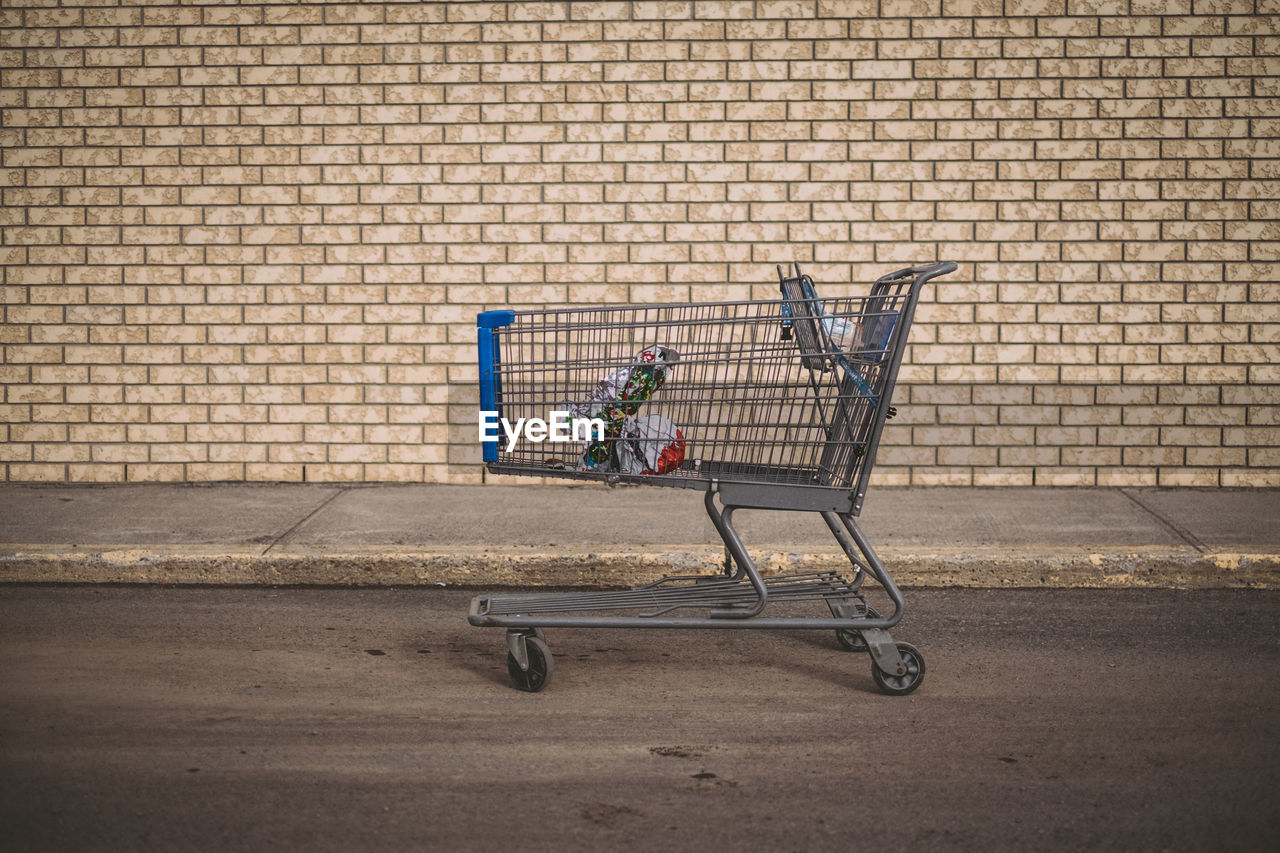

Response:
(469, 261), (957, 694)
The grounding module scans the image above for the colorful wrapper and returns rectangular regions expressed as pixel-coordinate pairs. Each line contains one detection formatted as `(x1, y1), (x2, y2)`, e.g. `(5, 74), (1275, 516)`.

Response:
(569, 345), (679, 421)
(573, 345), (682, 474)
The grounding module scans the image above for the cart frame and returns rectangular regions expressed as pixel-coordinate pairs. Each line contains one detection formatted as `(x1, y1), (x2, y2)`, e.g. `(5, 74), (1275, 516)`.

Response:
(469, 261), (957, 694)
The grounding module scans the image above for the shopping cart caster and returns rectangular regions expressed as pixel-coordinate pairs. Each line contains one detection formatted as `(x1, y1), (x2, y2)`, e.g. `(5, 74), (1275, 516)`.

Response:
(835, 628), (867, 652)
(870, 642), (925, 696)
(834, 606), (879, 652)
(506, 629), (554, 693)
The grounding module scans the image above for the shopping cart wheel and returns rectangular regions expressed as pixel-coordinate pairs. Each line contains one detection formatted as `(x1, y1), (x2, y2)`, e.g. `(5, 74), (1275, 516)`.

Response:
(507, 636), (554, 693)
(835, 606), (879, 651)
(871, 642), (925, 696)
(835, 629), (867, 652)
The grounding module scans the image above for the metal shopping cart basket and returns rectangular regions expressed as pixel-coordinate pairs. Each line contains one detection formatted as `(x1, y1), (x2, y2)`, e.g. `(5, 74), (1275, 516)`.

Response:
(469, 261), (957, 694)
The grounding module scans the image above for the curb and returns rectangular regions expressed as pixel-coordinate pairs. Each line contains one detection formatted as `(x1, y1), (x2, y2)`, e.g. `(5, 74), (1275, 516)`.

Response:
(2, 545), (1277, 589)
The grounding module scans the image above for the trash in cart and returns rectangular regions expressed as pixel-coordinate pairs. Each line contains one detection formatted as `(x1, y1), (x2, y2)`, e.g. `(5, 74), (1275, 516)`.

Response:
(567, 344), (680, 423)
(472, 261), (959, 694)
(568, 344), (682, 474)
(614, 413), (686, 476)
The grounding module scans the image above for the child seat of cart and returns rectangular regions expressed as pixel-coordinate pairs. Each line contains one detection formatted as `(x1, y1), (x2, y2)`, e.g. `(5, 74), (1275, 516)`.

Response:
(778, 263), (898, 376)
(778, 265), (900, 488)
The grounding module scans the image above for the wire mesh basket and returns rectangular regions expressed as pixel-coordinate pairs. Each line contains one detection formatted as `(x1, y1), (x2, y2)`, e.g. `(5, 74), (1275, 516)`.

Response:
(480, 263), (946, 514)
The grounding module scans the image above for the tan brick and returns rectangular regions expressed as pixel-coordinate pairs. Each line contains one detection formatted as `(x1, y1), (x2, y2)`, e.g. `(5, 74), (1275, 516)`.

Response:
(238, 462), (298, 482)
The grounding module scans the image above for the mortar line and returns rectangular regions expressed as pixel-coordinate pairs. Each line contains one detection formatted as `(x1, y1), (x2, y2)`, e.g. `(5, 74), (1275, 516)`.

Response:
(1117, 488), (1208, 554)
(261, 488), (348, 556)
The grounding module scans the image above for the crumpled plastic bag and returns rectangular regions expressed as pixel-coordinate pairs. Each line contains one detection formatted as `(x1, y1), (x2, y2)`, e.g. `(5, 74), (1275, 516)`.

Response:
(616, 413), (685, 475)
(821, 315), (864, 351)
(571, 345), (683, 474)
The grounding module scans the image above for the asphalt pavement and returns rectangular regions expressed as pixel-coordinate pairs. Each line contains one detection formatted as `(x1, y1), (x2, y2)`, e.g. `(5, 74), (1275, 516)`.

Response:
(1, 585), (1277, 852)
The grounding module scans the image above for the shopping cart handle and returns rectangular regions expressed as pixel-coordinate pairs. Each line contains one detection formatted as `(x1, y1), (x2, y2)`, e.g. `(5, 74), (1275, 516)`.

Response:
(908, 261), (958, 278)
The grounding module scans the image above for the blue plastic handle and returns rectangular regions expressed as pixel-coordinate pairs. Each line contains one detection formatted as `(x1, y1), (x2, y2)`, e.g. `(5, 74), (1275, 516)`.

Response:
(477, 311), (514, 462)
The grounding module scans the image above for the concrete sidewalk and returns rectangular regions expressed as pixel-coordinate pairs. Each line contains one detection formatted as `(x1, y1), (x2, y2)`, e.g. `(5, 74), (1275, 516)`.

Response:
(1, 483), (1277, 588)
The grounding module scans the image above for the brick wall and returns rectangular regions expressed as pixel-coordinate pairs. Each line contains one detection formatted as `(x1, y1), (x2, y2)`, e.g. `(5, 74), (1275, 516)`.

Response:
(1, 0), (1277, 488)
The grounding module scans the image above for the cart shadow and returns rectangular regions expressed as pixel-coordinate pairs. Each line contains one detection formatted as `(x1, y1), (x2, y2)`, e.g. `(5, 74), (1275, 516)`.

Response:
(769, 629), (890, 691)
(425, 634), (515, 688)
(434, 629), (888, 696)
